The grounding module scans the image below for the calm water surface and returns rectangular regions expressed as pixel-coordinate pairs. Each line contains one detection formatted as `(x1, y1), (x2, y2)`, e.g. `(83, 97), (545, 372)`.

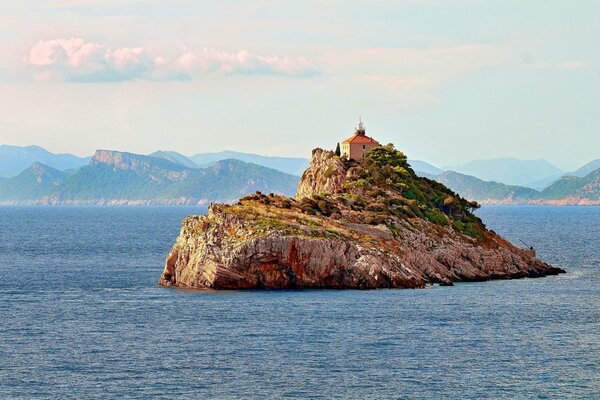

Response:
(0, 206), (598, 399)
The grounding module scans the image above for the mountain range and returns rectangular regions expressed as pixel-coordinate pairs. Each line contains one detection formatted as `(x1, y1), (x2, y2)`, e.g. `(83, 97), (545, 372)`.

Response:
(0, 144), (89, 177)
(443, 158), (564, 189)
(426, 168), (600, 205)
(148, 150), (309, 176)
(0, 144), (598, 205)
(188, 151), (309, 176)
(0, 150), (299, 205)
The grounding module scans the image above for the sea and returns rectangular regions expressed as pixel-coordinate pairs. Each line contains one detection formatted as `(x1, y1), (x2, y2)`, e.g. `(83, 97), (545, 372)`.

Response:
(0, 206), (598, 399)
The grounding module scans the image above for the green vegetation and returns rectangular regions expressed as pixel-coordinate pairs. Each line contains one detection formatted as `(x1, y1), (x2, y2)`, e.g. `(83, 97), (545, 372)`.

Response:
(31, 155), (298, 202)
(188, 145), (600, 251)
(540, 169), (600, 200)
(323, 166), (335, 179)
(435, 167), (600, 203)
(0, 151), (301, 203)
(242, 144), (489, 240)
(434, 171), (538, 202)
(204, 145), (499, 244)
(337, 144), (487, 239)
(0, 163), (68, 201)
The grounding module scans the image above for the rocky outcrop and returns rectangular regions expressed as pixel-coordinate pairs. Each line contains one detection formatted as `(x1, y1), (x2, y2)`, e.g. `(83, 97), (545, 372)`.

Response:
(159, 145), (565, 290)
(91, 150), (190, 181)
(295, 148), (346, 200)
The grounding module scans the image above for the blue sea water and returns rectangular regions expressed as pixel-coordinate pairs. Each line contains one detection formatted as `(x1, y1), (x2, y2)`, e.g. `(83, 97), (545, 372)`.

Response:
(0, 205), (598, 399)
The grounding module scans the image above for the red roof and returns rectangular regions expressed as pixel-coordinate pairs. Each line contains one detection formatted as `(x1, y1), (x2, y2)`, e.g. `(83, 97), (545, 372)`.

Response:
(342, 134), (380, 144)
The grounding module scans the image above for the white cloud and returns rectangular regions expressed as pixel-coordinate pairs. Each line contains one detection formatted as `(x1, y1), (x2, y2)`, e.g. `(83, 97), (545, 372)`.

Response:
(27, 38), (153, 82)
(520, 53), (589, 70)
(171, 48), (315, 77)
(25, 38), (317, 82)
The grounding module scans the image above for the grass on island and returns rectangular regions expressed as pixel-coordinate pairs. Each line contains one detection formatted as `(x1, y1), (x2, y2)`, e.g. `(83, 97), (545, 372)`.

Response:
(209, 144), (489, 243)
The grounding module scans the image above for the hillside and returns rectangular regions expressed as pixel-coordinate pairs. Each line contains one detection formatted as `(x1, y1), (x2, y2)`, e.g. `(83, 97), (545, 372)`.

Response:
(159, 144), (563, 290)
(190, 150), (309, 176)
(445, 157), (563, 188)
(537, 169), (600, 204)
(424, 168), (600, 205)
(433, 171), (538, 204)
(0, 162), (68, 202)
(48, 151), (299, 204)
(0, 144), (89, 177)
(0, 150), (299, 205)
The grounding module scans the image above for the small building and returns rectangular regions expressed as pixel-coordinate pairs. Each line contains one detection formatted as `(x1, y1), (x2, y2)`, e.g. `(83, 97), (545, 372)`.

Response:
(341, 117), (380, 160)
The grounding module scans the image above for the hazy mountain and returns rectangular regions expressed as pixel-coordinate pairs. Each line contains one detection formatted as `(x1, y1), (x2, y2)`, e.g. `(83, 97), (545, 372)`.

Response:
(433, 171), (538, 203)
(524, 174), (565, 191)
(43, 150), (299, 204)
(1, 145), (597, 205)
(149, 150), (200, 169)
(539, 168), (600, 203)
(408, 159), (444, 176)
(0, 144), (90, 177)
(426, 166), (600, 205)
(570, 159), (600, 178)
(444, 158), (563, 188)
(0, 162), (68, 201)
(190, 151), (309, 176)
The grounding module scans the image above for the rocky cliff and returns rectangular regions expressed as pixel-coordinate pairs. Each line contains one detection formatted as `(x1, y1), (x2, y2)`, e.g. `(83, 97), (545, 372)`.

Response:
(159, 145), (564, 289)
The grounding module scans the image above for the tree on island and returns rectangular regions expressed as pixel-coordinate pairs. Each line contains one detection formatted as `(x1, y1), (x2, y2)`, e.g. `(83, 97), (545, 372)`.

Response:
(335, 143), (341, 157)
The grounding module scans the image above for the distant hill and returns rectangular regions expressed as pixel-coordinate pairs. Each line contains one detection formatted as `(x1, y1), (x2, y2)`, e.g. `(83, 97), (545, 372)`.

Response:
(427, 167), (600, 205)
(444, 157), (563, 188)
(0, 144), (90, 177)
(537, 168), (600, 204)
(0, 144), (596, 205)
(0, 162), (69, 201)
(433, 171), (538, 204)
(569, 159), (600, 178)
(149, 150), (200, 169)
(190, 151), (309, 176)
(408, 159), (444, 176)
(0, 150), (299, 205)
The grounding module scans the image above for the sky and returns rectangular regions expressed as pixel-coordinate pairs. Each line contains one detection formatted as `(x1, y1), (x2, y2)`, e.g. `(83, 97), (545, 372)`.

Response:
(0, 0), (598, 170)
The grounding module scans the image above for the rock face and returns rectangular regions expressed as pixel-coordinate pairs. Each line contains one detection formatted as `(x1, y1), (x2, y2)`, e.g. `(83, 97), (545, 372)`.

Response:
(295, 148), (346, 200)
(159, 145), (564, 290)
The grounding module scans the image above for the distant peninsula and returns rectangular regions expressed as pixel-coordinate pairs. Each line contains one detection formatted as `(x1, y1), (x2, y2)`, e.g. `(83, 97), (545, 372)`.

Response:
(159, 144), (564, 290)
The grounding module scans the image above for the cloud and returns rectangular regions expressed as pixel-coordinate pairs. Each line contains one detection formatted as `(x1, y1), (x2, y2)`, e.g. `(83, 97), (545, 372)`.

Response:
(171, 48), (315, 78)
(27, 38), (153, 82)
(25, 38), (317, 82)
(520, 53), (589, 70)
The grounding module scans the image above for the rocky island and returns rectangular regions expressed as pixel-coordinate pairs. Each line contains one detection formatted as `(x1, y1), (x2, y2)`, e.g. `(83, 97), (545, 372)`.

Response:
(159, 144), (565, 289)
